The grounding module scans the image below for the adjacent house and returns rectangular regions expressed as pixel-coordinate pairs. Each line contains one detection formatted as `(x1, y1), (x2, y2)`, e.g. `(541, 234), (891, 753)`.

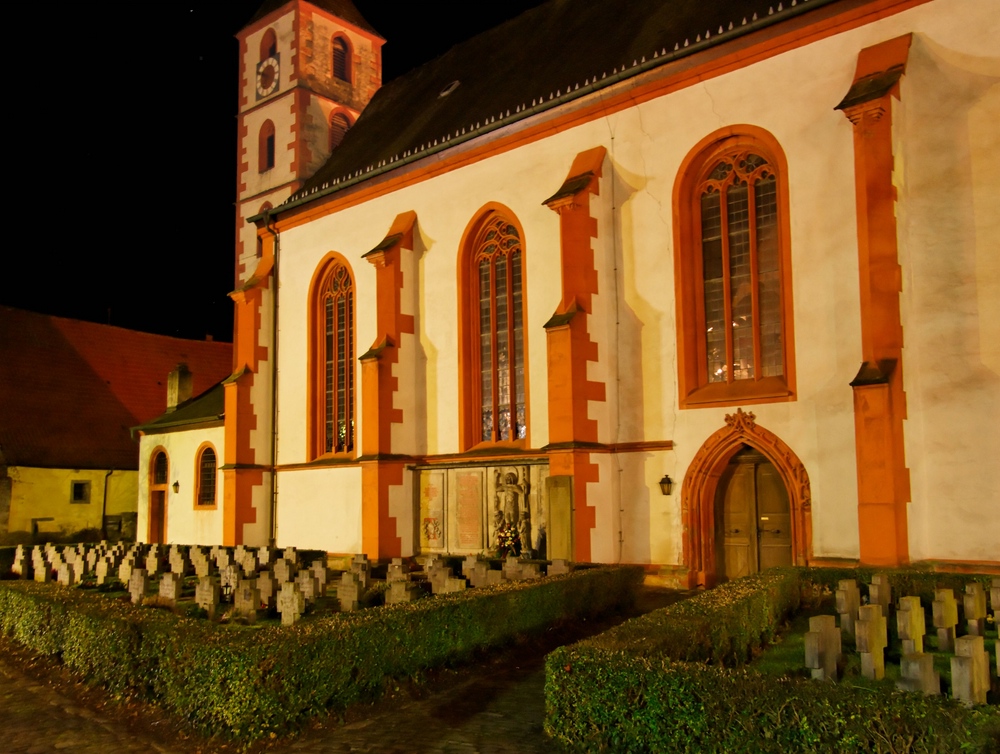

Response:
(0, 306), (232, 542)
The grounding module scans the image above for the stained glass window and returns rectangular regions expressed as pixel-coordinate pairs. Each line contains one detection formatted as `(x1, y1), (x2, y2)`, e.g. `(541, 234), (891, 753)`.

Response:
(473, 217), (525, 442)
(698, 152), (783, 385)
(318, 262), (354, 454)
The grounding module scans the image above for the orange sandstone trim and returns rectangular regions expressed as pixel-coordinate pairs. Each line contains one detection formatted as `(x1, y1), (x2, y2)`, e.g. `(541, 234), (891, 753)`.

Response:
(840, 34), (912, 568)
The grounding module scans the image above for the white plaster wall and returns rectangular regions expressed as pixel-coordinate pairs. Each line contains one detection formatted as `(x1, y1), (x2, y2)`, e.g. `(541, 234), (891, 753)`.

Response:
(238, 186), (294, 281)
(275, 466), (362, 552)
(137, 428), (225, 546)
(268, 0), (996, 564)
(896, 27), (1000, 562)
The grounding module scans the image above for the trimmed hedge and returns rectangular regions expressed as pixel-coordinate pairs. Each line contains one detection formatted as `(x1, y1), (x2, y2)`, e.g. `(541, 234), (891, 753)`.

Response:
(0, 565), (641, 740)
(545, 567), (1000, 753)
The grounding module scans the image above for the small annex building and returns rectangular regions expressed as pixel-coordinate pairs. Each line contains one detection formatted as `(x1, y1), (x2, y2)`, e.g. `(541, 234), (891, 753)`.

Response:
(0, 306), (232, 542)
(143, 0), (998, 586)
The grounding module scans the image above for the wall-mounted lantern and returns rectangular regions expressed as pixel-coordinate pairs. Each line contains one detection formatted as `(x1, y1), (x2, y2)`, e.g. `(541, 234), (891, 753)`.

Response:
(172, 481), (180, 493)
(658, 474), (673, 496)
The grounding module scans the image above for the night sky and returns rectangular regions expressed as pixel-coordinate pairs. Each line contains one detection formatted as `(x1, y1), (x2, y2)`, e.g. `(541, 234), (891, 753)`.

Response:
(7, 2), (544, 342)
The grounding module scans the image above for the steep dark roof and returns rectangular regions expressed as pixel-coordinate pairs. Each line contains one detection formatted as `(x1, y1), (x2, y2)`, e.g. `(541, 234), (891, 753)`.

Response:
(134, 383), (226, 434)
(249, 0), (380, 37)
(283, 0), (838, 213)
(0, 307), (232, 470)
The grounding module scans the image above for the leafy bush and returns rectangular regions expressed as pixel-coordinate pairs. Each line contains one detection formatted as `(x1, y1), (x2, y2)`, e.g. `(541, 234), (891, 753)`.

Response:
(0, 565), (642, 740)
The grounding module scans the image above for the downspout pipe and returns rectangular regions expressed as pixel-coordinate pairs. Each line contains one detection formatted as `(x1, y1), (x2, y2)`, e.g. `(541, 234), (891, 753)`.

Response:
(264, 211), (280, 548)
(101, 468), (113, 540)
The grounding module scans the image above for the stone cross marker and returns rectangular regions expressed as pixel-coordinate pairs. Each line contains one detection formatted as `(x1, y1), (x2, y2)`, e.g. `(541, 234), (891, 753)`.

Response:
(386, 576), (422, 604)
(310, 560), (331, 596)
(257, 573), (279, 610)
(11, 546), (30, 579)
(158, 573), (182, 605)
(296, 571), (320, 603)
(951, 635), (990, 706)
(897, 652), (940, 696)
(278, 582), (305, 626)
(351, 555), (371, 590)
(56, 562), (76, 587)
(389, 557), (408, 582)
(932, 588), (959, 652)
(868, 574), (892, 617)
(804, 614), (841, 681)
(990, 578), (1000, 616)
(835, 580), (861, 638)
(195, 577), (220, 617)
(338, 572), (362, 611)
(234, 580), (261, 622)
(273, 558), (296, 584)
(129, 569), (149, 604)
(856, 604), (888, 680)
(963, 583), (987, 637)
(896, 596), (926, 655)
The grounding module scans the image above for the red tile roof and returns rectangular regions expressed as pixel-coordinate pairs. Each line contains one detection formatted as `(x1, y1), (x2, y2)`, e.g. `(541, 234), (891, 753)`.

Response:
(0, 307), (232, 470)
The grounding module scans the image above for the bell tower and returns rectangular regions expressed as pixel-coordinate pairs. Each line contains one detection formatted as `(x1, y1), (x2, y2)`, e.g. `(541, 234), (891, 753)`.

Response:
(235, 0), (383, 283)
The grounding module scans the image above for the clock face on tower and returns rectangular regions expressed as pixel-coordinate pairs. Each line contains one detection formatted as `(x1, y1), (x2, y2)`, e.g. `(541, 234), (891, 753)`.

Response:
(256, 55), (280, 99)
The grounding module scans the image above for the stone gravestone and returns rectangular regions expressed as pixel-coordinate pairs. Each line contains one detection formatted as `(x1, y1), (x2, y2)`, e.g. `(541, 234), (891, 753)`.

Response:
(835, 580), (861, 638)
(278, 582), (305, 626)
(963, 583), (987, 637)
(351, 555), (371, 590)
(310, 559), (331, 596)
(282, 547), (297, 564)
(220, 564), (241, 602)
(804, 615), (841, 681)
(897, 653), (940, 696)
(386, 576), (423, 604)
(169, 548), (190, 577)
(190, 547), (211, 578)
(56, 561), (76, 587)
(932, 589), (959, 652)
(234, 579), (261, 622)
(195, 577), (220, 617)
(145, 547), (164, 576)
(129, 569), (149, 604)
(897, 596), (926, 654)
(296, 571), (319, 603)
(257, 573), (279, 610)
(868, 574), (891, 617)
(548, 559), (571, 577)
(337, 572), (362, 611)
(856, 604), (888, 680)
(118, 557), (135, 585)
(273, 558), (296, 584)
(11, 546), (31, 579)
(158, 573), (182, 605)
(388, 557), (408, 582)
(951, 635), (990, 706)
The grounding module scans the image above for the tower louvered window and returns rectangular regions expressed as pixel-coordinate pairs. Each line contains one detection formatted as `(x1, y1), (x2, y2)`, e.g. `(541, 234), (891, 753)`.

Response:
(333, 37), (350, 82)
(330, 113), (351, 150)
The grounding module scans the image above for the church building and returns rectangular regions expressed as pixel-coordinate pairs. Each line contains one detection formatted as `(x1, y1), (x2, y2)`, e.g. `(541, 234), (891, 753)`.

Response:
(137, 0), (998, 586)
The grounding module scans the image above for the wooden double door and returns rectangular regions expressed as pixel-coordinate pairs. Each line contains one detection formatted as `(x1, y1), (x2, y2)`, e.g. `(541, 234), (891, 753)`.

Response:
(715, 446), (792, 581)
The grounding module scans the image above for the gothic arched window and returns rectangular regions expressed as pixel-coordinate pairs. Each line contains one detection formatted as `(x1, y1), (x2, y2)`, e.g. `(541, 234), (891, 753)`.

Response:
(674, 128), (795, 408)
(462, 212), (527, 446)
(311, 257), (355, 457)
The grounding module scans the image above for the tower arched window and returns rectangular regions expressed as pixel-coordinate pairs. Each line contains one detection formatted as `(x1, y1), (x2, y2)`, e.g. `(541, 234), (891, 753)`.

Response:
(259, 120), (275, 172)
(329, 112), (352, 150)
(674, 127), (795, 408)
(310, 257), (355, 457)
(195, 445), (217, 507)
(460, 210), (527, 447)
(332, 36), (351, 82)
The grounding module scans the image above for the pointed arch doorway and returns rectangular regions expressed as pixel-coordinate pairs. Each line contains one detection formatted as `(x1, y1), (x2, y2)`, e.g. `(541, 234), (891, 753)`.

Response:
(682, 409), (812, 587)
(715, 446), (793, 581)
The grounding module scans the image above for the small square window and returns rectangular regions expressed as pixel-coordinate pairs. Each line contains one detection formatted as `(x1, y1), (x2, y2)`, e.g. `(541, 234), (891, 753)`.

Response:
(71, 481), (91, 504)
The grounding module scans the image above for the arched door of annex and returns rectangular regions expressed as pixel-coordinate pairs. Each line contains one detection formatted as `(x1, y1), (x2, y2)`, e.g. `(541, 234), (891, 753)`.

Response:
(682, 409), (812, 587)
